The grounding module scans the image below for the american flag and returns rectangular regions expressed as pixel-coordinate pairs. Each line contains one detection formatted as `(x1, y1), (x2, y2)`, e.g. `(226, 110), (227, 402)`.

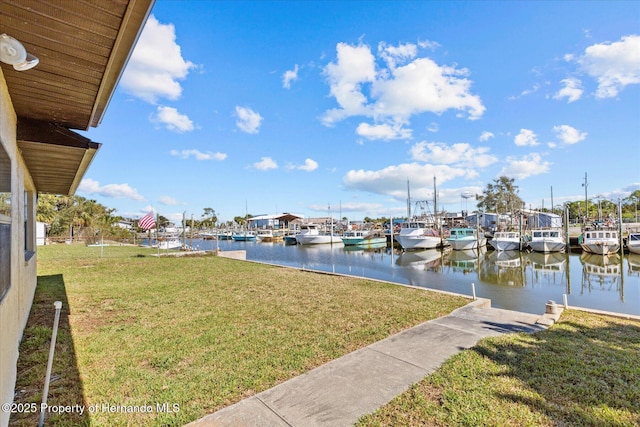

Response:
(138, 212), (155, 231)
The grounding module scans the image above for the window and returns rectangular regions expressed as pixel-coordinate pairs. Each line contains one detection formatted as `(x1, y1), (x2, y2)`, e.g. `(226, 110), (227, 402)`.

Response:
(0, 144), (11, 302)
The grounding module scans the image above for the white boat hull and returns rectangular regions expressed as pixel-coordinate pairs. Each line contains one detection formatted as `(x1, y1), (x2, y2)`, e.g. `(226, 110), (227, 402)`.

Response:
(341, 236), (387, 246)
(489, 239), (521, 251)
(529, 240), (565, 253)
(447, 237), (487, 251)
(627, 233), (640, 254)
(155, 239), (182, 249)
(395, 235), (441, 250)
(296, 235), (343, 245)
(580, 242), (620, 255)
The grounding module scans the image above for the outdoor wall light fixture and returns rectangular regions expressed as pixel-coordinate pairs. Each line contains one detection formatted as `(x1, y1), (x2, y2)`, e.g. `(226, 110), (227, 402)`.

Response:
(0, 33), (39, 71)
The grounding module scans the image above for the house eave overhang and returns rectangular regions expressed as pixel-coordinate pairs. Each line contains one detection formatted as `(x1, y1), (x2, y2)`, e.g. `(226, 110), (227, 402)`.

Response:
(17, 119), (101, 196)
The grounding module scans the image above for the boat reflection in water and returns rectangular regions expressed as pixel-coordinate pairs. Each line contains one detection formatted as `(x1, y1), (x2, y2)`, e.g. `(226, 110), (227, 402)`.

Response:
(480, 250), (526, 287)
(627, 254), (640, 276)
(580, 252), (622, 293)
(445, 247), (486, 275)
(396, 249), (444, 270)
(525, 251), (568, 291)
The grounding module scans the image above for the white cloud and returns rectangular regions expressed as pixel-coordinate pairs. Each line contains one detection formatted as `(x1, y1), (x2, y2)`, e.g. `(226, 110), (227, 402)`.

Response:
(499, 153), (551, 180)
(553, 125), (587, 145)
(296, 158), (318, 172)
(514, 129), (540, 147)
(153, 106), (194, 132)
(78, 178), (144, 201)
(378, 41), (418, 69)
(342, 162), (470, 201)
(554, 77), (583, 103)
(253, 157), (278, 170)
(356, 122), (412, 140)
(170, 149), (227, 160)
(158, 196), (180, 206)
(576, 34), (640, 98)
(418, 39), (441, 50)
(409, 141), (498, 168)
(322, 43), (376, 126)
(235, 106), (263, 134)
(479, 131), (494, 142)
(321, 41), (485, 134)
(120, 15), (195, 104)
(371, 57), (485, 121)
(282, 64), (299, 89)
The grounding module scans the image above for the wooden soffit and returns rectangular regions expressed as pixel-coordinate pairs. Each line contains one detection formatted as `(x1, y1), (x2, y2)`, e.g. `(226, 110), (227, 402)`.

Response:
(17, 119), (101, 195)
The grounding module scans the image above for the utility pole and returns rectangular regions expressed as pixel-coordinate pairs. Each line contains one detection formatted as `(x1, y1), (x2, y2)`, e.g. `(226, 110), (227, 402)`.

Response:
(582, 172), (588, 225)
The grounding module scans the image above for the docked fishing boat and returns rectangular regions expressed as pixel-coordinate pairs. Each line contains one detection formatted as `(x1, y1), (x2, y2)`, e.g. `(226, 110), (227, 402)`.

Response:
(488, 231), (525, 251)
(528, 229), (565, 253)
(627, 232), (640, 254)
(295, 223), (342, 245)
(256, 229), (283, 243)
(232, 230), (257, 241)
(579, 228), (620, 255)
(395, 220), (444, 250)
(446, 227), (486, 251)
(341, 229), (387, 247)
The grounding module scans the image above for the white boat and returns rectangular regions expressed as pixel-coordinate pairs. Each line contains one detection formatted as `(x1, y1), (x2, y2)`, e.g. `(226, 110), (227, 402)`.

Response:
(155, 237), (182, 250)
(627, 232), (640, 254)
(341, 229), (387, 247)
(528, 229), (565, 253)
(295, 224), (342, 245)
(395, 220), (443, 250)
(579, 228), (620, 255)
(446, 227), (486, 251)
(488, 231), (524, 251)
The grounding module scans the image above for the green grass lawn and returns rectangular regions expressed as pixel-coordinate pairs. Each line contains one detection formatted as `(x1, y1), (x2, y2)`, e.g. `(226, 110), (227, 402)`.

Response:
(11, 244), (468, 426)
(358, 310), (640, 426)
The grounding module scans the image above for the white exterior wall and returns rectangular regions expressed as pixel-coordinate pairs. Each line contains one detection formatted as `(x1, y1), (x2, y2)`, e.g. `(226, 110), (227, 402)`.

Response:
(0, 68), (39, 427)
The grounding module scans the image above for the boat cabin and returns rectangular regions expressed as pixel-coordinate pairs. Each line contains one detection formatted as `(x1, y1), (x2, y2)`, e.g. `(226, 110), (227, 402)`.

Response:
(583, 230), (618, 240)
(532, 230), (561, 239)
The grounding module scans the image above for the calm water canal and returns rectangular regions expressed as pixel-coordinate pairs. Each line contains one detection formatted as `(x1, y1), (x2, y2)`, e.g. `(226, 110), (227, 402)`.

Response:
(189, 239), (639, 316)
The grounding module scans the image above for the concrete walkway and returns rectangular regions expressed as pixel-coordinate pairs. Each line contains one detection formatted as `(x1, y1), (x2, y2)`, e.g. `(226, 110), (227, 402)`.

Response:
(186, 299), (554, 427)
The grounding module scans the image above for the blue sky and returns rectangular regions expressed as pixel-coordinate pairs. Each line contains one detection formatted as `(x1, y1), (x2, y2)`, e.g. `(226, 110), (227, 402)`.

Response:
(78, 0), (640, 224)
